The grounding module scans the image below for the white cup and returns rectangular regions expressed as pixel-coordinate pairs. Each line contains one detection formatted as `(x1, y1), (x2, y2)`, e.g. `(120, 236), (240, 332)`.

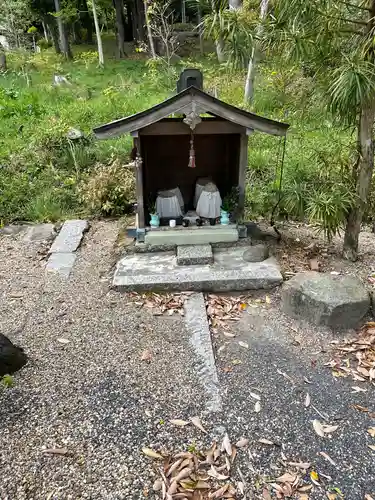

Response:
(169, 219), (176, 228)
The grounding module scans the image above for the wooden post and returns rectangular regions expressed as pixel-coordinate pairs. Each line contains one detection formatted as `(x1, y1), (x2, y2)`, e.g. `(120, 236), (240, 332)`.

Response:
(238, 133), (248, 218)
(135, 155), (145, 231)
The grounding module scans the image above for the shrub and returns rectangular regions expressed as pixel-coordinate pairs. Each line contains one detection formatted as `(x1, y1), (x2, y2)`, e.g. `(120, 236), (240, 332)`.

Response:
(79, 158), (135, 216)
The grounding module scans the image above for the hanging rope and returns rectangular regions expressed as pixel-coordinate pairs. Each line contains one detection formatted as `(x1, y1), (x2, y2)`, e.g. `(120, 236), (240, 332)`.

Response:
(270, 135), (287, 241)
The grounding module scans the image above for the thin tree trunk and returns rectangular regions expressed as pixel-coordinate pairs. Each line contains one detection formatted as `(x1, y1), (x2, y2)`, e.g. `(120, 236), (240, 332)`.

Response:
(144, 0), (156, 58)
(42, 21), (49, 41)
(114, 0), (126, 58)
(343, 0), (375, 260)
(48, 18), (61, 54)
(215, 35), (225, 63)
(244, 0), (269, 102)
(343, 104), (375, 260)
(0, 52), (7, 72)
(197, 4), (204, 55)
(54, 0), (73, 59)
(181, 0), (186, 23)
(91, 0), (104, 66)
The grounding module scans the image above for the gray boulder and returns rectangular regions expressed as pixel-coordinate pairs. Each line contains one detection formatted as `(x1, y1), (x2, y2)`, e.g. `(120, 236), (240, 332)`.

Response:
(243, 244), (269, 263)
(0, 334), (27, 377)
(281, 272), (370, 330)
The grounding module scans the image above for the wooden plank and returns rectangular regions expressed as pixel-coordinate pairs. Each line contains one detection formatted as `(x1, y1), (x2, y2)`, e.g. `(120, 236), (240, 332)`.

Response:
(238, 133), (248, 217)
(140, 120), (245, 136)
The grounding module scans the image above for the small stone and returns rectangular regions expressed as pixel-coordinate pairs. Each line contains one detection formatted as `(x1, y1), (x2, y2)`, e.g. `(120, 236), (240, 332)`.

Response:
(23, 224), (55, 243)
(281, 271), (370, 329)
(0, 333), (27, 377)
(66, 128), (84, 140)
(243, 244), (269, 263)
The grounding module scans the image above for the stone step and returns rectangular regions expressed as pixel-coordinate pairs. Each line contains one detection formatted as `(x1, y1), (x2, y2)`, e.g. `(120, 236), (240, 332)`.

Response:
(177, 244), (213, 266)
(144, 226), (238, 246)
(113, 247), (283, 292)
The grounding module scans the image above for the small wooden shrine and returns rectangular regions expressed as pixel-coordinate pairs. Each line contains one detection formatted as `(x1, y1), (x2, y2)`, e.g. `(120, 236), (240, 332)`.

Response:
(94, 70), (289, 243)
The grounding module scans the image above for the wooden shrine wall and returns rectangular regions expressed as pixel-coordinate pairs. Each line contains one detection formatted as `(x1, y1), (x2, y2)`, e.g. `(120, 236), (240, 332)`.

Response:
(141, 133), (240, 219)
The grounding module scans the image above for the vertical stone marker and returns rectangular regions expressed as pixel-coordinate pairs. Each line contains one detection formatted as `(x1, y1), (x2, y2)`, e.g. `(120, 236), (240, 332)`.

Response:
(46, 220), (89, 279)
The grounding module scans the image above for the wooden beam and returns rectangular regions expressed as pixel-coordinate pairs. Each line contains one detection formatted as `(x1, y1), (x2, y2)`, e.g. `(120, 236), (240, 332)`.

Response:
(238, 133), (248, 217)
(134, 137), (145, 233)
(140, 120), (245, 136)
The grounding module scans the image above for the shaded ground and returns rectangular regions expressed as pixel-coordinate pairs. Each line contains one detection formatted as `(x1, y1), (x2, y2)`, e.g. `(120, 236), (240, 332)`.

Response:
(0, 221), (374, 499)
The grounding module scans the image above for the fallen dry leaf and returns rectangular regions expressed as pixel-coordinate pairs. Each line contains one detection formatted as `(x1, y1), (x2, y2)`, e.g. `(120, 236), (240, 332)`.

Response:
(236, 438), (249, 448)
(255, 401), (261, 413)
(258, 438), (275, 445)
(310, 471), (319, 484)
(190, 416), (207, 434)
(368, 445), (375, 451)
(288, 461), (311, 470)
(56, 338), (70, 344)
(42, 448), (69, 456)
(152, 479), (162, 491)
(238, 341), (249, 349)
(250, 391), (261, 400)
(222, 433), (232, 456)
(368, 427), (375, 437)
(276, 472), (297, 483)
(262, 488), (272, 500)
(313, 419), (325, 438)
(142, 448), (163, 459)
(305, 393), (311, 408)
(319, 451), (336, 466)
(169, 419), (190, 427)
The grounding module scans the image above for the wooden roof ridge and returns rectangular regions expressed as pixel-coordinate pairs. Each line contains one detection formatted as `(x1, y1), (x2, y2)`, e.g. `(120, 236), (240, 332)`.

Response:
(93, 86), (290, 139)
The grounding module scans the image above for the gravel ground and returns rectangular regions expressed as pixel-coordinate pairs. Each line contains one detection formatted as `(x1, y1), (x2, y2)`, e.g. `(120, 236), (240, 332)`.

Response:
(211, 289), (375, 499)
(1, 221), (375, 500)
(0, 222), (209, 500)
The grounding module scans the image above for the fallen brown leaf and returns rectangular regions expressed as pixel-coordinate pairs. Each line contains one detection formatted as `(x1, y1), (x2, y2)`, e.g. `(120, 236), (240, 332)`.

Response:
(312, 419), (325, 438)
(236, 438), (249, 448)
(276, 472), (297, 483)
(319, 451), (336, 466)
(190, 416), (207, 434)
(170, 419), (190, 427)
(142, 447), (163, 459)
(368, 427), (375, 437)
(42, 448), (69, 456)
(305, 393), (311, 408)
(258, 438), (275, 445)
(140, 349), (152, 362)
(222, 433), (232, 456)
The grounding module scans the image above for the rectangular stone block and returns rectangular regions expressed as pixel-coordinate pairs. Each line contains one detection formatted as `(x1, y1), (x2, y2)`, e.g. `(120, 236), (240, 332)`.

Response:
(46, 252), (76, 278)
(177, 244), (213, 266)
(145, 227), (238, 246)
(49, 220), (88, 254)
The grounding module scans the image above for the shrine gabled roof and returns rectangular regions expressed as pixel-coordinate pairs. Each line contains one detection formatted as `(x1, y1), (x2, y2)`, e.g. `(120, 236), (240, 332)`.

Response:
(93, 86), (289, 139)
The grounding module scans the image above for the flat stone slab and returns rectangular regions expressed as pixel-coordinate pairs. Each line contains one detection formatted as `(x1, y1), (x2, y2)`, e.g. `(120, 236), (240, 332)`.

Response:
(177, 244), (213, 266)
(145, 226), (238, 246)
(49, 220), (88, 254)
(113, 247), (283, 292)
(243, 244), (269, 262)
(281, 271), (370, 330)
(23, 224), (55, 242)
(46, 252), (77, 279)
(184, 293), (221, 412)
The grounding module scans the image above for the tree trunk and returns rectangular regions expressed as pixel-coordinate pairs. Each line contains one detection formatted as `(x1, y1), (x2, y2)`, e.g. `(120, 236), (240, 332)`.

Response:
(181, 0), (186, 23)
(91, 0), (104, 66)
(54, 0), (73, 59)
(0, 52), (7, 72)
(144, 0), (156, 58)
(244, 0), (269, 103)
(114, 0), (126, 58)
(343, 104), (375, 261)
(42, 21), (49, 41)
(80, 0), (94, 43)
(47, 18), (61, 54)
(197, 4), (204, 55)
(215, 36), (225, 63)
